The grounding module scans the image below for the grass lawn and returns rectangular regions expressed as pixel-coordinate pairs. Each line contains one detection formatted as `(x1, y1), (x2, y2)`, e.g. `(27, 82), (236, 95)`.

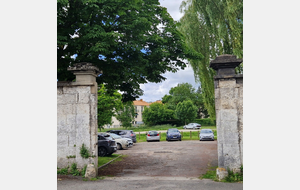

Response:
(100, 124), (216, 133)
(98, 124), (217, 143)
(98, 154), (123, 167)
(136, 130), (217, 142)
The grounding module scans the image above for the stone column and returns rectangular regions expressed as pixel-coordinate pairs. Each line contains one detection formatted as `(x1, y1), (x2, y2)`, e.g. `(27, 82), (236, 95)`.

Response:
(67, 62), (102, 94)
(209, 55), (243, 178)
(57, 62), (102, 176)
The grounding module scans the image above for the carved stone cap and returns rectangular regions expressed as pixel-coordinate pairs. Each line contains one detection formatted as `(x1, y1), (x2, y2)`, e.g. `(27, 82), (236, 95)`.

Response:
(209, 54), (243, 70)
(67, 62), (102, 76)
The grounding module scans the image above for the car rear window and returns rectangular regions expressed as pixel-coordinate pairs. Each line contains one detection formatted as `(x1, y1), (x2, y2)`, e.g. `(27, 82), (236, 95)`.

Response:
(149, 131), (158, 135)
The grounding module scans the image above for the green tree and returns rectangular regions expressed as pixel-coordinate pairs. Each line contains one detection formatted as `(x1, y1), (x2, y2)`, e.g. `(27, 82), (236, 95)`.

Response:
(162, 83), (208, 118)
(57, 0), (200, 102)
(179, 0), (243, 118)
(116, 102), (135, 129)
(142, 102), (174, 126)
(97, 84), (123, 131)
(175, 100), (197, 125)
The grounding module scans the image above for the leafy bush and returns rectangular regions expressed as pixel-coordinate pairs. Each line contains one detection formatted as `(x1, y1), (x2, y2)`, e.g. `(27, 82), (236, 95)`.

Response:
(57, 166), (69, 175)
(70, 163), (81, 176)
(225, 165), (243, 182)
(194, 118), (216, 126)
(80, 144), (90, 159)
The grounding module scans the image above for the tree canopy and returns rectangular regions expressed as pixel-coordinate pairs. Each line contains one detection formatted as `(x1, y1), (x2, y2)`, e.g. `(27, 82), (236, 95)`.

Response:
(57, 0), (200, 102)
(142, 102), (175, 126)
(175, 100), (198, 125)
(179, 0), (243, 118)
(162, 83), (208, 118)
(97, 84), (123, 130)
(116, 101), (135, 128)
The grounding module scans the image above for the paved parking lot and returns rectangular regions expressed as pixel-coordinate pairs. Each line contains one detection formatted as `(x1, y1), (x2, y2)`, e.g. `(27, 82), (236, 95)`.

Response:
(99, 140), (218, 177)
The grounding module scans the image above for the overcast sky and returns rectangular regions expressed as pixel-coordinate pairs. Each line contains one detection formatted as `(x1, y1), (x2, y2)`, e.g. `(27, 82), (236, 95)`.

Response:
(139, 0), (200, 102)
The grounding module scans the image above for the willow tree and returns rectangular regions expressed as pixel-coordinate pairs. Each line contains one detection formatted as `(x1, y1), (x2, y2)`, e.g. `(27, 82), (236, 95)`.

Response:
(179, 0), (243, 118)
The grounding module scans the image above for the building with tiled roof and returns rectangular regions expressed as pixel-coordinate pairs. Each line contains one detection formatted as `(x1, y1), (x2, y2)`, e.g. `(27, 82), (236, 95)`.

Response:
(105, 99), (162, 128)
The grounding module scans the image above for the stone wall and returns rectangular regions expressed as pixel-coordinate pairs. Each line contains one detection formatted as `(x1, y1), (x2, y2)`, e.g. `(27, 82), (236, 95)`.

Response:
(57, 63), (101, 170)
(210, 55), (243, 172)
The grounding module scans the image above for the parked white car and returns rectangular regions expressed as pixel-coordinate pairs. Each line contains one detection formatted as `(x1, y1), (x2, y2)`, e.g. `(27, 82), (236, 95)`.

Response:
(108, 133), (130, 150)
(183, 123), (201, 129)
(199, 129), (214, 141)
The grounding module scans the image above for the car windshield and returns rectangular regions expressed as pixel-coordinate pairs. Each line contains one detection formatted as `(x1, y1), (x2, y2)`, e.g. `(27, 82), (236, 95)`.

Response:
(201, 130), (212, 133)
(109, 133), (121, 139)
(168, 129), (178, 132)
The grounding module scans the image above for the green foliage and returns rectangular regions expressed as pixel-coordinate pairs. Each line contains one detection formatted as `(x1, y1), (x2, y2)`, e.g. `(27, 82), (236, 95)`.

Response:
(97, 84), (123, 130)
(116, 102), (135, 129)
(67, 155), (76, 159)
(57, 0), (200, 101)
(179, 0), (243, 118)
(70, 163), (81, 176)
(57, 166), (69, 175)
(80, 144), (90, 159)
(142, 103), (175, 126)
(194, 118), (216, 126)
(81, 165), (87, 177)
(225, 166), (243, 182)
(165, 83), (209, 118)
(98, 154), (121, 167)
(200, 166), (218, 180)
(175, 100), (198, 124)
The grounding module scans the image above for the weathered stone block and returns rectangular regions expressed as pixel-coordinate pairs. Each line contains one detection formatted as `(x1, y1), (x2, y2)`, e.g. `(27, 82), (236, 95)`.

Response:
(76, 104), (90, 114)
(57, 87), (63, 95)
(220, 99), (237, 109)
(78, 93), (90, 104)
(57, 94), (77, 105)
(63, 86), (77, 94)
(220, 109), (238, 121)
(216, 167), (228, 181)
(222, 144), (242, 170)
(85, 164), (97, 179)
(214, 88), (220, 99)
(219, 79), (236, 88)
(220, 88), (235, 99)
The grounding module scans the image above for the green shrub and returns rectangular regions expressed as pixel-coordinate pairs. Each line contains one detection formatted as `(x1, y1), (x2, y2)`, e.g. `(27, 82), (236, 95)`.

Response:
(57, 166), (69, 175)
(194, 118), (216, 126)
(80, 143), (90, 159)
(81, 165), (87, 177)
(70, 163), (81, 176)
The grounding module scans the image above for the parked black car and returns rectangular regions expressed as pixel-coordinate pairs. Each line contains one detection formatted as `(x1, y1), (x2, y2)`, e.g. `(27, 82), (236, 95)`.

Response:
(97, 133), (117, 157)
(106, 130), (137, 143)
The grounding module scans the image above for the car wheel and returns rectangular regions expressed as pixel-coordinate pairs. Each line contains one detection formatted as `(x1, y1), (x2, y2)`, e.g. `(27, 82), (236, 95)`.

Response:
(117, 143), (122, 150)
(98, 147), (107, 157)
(179, 138), (181, 141)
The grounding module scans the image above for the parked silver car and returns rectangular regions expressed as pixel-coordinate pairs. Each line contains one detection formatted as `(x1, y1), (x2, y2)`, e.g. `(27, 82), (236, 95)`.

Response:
(146, 131), (161, 142)
(107, 133), (130, 150)
(108, 133), (133, 148)
(183, 123), (201, 129)
(199, 129), (214, 141)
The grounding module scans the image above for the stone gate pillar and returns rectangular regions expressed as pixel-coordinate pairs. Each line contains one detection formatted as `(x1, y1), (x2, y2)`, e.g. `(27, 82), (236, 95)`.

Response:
(57, 63), (101, 175)
(210, 55), (243, 177)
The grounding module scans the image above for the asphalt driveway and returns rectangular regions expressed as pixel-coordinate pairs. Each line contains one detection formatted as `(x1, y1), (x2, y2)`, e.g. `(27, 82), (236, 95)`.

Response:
(58, 140), (243, 190)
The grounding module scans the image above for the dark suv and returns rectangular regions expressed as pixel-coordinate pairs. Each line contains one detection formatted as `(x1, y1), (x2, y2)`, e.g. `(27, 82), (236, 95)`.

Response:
(97, 133), (117, 157)
(106, 130), (137, 143)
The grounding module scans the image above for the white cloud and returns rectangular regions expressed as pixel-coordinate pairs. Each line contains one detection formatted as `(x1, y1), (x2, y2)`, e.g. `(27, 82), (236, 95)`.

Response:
(139, 65), (200, 102)
(138, 0), (198, 102)
(159, 0), (184, 21)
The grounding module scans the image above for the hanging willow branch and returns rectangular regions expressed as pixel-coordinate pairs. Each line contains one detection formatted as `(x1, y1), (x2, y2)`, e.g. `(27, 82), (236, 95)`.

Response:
(179, 0), (243, 118)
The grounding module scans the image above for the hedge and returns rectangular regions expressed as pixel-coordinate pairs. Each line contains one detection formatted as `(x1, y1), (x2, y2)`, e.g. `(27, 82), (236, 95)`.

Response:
(193, 118), (216, 126)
